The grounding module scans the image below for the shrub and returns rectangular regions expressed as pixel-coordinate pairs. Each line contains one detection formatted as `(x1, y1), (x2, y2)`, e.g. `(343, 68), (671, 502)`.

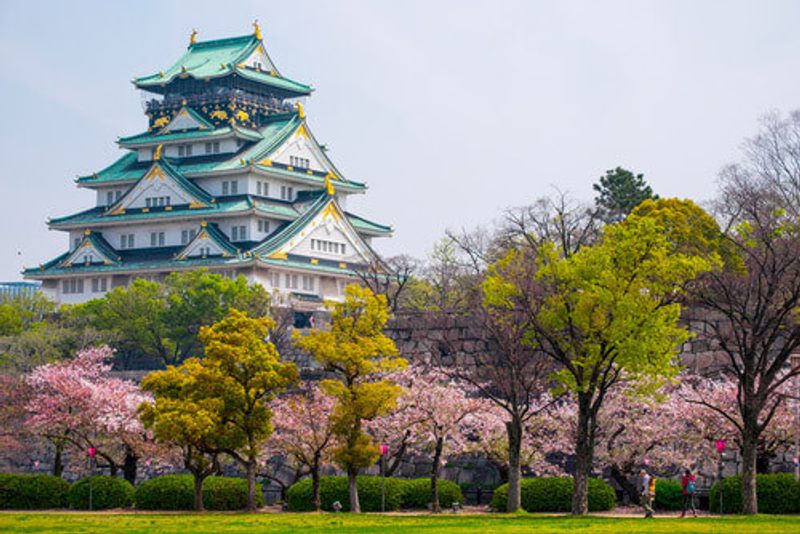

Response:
(491, 477), (616, 512)
(709, 474), (800, 514)
(401, 478), (465, 509)
(654, 479), (683, 511)
(68, 475), (134, 510)
(135, 475), (263, 510)
(0, 474), (70, 509)
(286, 476), (406, 512)
(135, 475), (193, 510)
(204, 476), (263, 510)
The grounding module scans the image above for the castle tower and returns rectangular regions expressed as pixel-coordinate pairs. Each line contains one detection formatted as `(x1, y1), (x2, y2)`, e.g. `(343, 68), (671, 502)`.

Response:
(25, 24), (392, 306)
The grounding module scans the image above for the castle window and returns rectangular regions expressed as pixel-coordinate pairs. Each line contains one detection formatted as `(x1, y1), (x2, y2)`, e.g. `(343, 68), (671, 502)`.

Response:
(63, 278), (84, 295)
(205, 141), (221, 154)
(91, 278), (108, 293)
(120, 233), (135, 249)
(301, 275), (315, 292)
(231, 181), (239, 194)
(257, 220), (269, 233)
(285, 273), (298, 290)
(106, 191), (114, 205)
(257, 181), (262, 195)
(73, 237), (80, 250)
(178, 144), (193, 157)
(115, 191), (122, 201)
(311, 238), (346, 255)
(280, 186), (294, 201)
(290, 156), (310, 169)
(222, 181), (229, 195)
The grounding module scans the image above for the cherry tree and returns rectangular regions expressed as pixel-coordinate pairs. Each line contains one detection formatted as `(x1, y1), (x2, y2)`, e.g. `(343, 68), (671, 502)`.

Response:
(466, 397), (570, 481)
(592, 384), (703, 502)
(266, 388), (336, 511)
(25, 346), (155, 482)
(680, 373), (795, 474)
(386, 367), (484, 512)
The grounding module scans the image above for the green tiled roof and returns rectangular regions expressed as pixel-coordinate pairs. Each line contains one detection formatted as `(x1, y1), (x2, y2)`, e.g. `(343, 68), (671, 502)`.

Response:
(345, 212), (393, 235)
(49, 196), (303, 228)
(118, 125), (262, 147)
(176, 221), (240, 260)
(25, 254), (251, 278)
(251, 192), (329, 256)
(133, 34), (311, 96)
(77, 114), (367, 191)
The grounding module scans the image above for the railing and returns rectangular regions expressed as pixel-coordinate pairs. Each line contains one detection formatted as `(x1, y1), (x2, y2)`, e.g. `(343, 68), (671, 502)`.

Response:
(142, 88), (297, 115)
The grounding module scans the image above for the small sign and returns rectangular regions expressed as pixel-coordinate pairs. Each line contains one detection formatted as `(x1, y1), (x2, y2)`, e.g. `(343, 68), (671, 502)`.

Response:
(88, 447), (97, 459)
(379, 444), (389, 456)
(715, 440), (726, 454)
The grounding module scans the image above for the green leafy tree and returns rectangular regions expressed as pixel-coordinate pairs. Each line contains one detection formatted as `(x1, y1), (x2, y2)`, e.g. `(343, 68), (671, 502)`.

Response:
(294, 285), (406, 513)
(593, 166), (657, 223)
(141, 309), (297, 511)
(140, 360), (230, 511)
(199, 309), (298, 510)
(483, 214), (714, 514)
(74, 270), (271, 367)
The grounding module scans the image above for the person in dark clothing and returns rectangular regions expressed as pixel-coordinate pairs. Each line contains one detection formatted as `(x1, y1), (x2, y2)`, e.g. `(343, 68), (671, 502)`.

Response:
(680, 468), (698, 518)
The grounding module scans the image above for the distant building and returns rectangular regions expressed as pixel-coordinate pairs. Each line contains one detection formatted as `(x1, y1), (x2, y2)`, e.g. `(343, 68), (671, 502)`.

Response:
(0, 281), (41, 300)
(25, 23), (392, 305)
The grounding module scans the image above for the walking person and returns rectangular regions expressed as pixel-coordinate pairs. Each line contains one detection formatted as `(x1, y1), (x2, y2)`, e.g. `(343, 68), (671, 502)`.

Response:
(640, 469), (655, 518)
(680, 468), (698, 518)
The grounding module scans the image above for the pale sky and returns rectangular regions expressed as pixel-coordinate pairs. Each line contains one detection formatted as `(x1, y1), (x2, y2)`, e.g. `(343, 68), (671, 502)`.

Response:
(1, 0), (799, 280)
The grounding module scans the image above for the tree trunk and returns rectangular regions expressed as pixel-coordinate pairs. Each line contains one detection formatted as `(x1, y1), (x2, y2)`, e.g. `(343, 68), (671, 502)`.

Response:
(123, 447), (138, 485)
(741, 426), (759, 515)
(246, 459), (258, 512)
(610, 465), (640, 505)
(193, 473), (206, 512)
(348, 467), (361, 513)
(431, 435), (444, 513)
(506, 418), (523, 513)
(572, 394), (594, 515)
(311, 458), (322, 512)
(52, 441), (64, 478)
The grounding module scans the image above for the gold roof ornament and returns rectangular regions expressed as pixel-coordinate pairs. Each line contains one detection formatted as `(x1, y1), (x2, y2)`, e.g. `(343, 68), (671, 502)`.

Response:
(154, 144), (163, 161)
(189, 29), (198, 45)
(253, 19), (262, 40)
(325, 174), (335, 196)
(297, 102), (306, 118)
(84, 229), (91, 236)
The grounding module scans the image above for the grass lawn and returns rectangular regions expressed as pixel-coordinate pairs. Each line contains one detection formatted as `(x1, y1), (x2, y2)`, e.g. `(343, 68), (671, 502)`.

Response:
(1, 513), (800, 534)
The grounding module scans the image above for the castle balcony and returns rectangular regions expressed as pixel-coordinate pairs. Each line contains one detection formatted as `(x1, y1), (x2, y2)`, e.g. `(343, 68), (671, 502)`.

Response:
(142, 87), (298, 117)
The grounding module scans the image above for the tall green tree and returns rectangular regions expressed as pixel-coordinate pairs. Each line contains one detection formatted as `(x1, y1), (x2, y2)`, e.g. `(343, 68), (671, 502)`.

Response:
(593, 166), (657, 223)
(483, 213), (714, 514)
(141, 309), (297, 511)
(140, 359), (230, 511)
(294, 285), (406, 513)
(75, 270), (271, 367)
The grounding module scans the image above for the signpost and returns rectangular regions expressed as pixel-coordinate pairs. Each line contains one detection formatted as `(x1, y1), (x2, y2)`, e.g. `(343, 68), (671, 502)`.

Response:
(379, 443), (389, 513)
(715, 440), (726, 515)
(88, 447), (97, 511)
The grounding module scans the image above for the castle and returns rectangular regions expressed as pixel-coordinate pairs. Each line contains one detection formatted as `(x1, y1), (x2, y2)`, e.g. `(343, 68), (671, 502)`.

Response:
(25, 23), (391, 307)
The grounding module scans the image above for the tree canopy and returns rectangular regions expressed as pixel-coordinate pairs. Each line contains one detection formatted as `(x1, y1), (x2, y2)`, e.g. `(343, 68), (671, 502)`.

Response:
(593, 166), (657, 223)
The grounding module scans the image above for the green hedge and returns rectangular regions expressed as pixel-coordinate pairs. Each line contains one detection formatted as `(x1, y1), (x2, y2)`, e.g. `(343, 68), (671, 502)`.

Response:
(286, 476), (411, 512)
(401, 478), (464, 509)
(0, 474), (70, 509)
(654, 479), (684, 511)
(709, 474), (800, 514)
(135, 475), (264, 510)
(68, 475), (134, 510)
(491, 477), (617, 512)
